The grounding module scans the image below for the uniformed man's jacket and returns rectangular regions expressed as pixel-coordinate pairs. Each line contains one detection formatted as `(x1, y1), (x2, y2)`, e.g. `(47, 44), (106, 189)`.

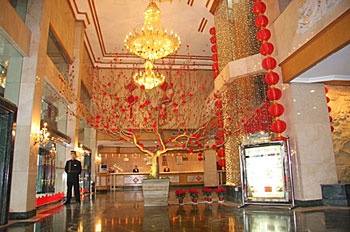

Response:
(65, 159), (82, 181)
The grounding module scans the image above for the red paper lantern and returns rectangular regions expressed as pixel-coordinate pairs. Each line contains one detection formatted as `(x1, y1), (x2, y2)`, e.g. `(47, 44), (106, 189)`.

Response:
(271, 120), (287, 133)
(212, 53), (218, 61)
(210, 36), (216, 44)
(330, 126), (334, 132)
(268, 103), (284, 117)
(329, 116), (333, 122)
(214, 100), (222, 108)
(212, 62), (219, 70)
(260, 42), (274, 56)
(217, 148), (225, 157)
(252, 2), (266, 15)
(262, 57), (277, 70)
(254, 15), (269, 28)
(328, 106), (332, 112)
(211, 44), (217, 53)
(326, 96), (330, 103)
(213, 70), (219, 78)
(257, 29), (271, 42)
(209, 27), (216, 35)
(264, 71), (279, 85)
(267, 87), (282, 101)
(218, 159), (226, 167)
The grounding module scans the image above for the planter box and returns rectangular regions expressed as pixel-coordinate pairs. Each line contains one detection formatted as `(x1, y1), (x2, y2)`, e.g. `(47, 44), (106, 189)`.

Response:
(142, 178), (170, 206)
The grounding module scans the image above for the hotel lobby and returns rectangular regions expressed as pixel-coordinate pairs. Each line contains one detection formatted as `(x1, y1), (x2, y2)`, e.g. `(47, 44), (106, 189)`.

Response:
(0, 0), (350, 231)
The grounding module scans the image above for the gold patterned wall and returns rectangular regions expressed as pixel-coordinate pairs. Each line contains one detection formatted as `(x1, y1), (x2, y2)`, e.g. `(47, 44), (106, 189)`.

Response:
(214, 0), (260, 71)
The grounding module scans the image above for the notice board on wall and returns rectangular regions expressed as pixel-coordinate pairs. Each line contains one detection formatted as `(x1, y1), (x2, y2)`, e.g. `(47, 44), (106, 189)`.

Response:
(239, 141), (295, 207)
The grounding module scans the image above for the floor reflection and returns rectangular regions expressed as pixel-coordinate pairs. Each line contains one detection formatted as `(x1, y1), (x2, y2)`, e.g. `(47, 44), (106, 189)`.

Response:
(2, 189), (350, 231)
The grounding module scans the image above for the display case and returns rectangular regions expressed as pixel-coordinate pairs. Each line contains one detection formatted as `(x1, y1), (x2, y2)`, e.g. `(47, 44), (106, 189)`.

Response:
(36, 147), (56, 194)
(239, 140), (295, 208)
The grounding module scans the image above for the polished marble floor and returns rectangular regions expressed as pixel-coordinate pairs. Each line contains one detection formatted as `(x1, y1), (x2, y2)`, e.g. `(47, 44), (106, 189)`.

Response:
(2, 188), (350, 231)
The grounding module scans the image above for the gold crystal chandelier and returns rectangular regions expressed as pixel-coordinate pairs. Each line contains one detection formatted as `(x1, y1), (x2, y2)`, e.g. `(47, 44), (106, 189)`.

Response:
(124, 0), (181, 89)
(133, 60), (165, 90)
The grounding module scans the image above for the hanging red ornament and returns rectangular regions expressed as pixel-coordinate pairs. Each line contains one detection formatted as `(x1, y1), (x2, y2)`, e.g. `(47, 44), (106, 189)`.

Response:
(326, 96), (330, 103)
(212, 62), (219, 70)
(262, 57), (277, 70)
(218, 159), (226, 167)
(271, 120), (287, 133)
(254, 15), (269, 28)
(214, 100), (222, 108)
(260, 42), (274, 56)
(217, 148), (225, 157)
(211, 44), (217, 53)
(252, 2), (266, 15)
(209, 27), (216, 35)
(214, 70), (219, 79)
(267, 87), (282, 101)
(329, 116), (333, 122)
(212, 53), (218, 61)
(328, 106), (332, 112)
(210, 36), (216, 44)
(264, 71), (280, 85)
(268, 103), (284, 117)
(330, 126), (334, 132)
(257, 29), (271, 42)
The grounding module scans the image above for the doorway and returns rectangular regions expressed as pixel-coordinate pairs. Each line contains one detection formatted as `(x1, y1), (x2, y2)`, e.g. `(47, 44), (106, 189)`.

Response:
(0, 96), (17, 225)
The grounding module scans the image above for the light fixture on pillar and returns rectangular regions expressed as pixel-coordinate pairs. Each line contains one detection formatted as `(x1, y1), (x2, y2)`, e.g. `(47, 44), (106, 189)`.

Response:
(124, 0), (181, 89)
(34, 122), (51, 146)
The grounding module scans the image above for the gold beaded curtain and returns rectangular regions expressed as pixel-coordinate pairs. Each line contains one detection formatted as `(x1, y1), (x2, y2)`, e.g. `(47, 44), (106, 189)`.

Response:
(222, 75), (268, 185)
(214, 0), (260, 71)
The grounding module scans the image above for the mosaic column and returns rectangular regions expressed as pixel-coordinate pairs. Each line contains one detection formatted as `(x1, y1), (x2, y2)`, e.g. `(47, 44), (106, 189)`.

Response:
(214, 0), (260, 70)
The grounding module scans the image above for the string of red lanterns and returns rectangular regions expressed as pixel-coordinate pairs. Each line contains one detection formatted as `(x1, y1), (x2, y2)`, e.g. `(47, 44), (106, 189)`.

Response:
(252, 0), (287, 140)
(325, 86), (334, 132)
(209, 27), (219, 79)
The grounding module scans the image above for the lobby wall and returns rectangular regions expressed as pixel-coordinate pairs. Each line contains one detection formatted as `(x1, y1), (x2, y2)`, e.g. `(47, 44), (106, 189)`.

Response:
(327, 85), (350, 183)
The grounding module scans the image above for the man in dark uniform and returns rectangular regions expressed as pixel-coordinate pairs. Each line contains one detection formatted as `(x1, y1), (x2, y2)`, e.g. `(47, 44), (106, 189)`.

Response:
(64, 150), (82, 205)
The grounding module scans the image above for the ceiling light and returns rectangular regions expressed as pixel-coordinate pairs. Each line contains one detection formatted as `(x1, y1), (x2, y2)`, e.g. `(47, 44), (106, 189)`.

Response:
(124, 1), (181, 61)
(133, 60), (165, 89)
(124, 1), (180, 89)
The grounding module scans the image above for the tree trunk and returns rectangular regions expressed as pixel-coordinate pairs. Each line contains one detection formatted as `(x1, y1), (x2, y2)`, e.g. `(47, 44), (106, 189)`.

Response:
(150, 155), (159, 178)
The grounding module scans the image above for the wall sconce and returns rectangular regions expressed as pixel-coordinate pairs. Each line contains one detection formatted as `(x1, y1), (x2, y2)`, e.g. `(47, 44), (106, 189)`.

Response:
(34, 122), (51, 146)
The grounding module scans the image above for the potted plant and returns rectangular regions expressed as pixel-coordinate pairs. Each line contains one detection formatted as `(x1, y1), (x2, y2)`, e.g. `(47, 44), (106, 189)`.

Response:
(202, 187), (213, 203)
(175, 189), (186, 205)
(188, 188), (200, 204)
(215, 186), (226, 203)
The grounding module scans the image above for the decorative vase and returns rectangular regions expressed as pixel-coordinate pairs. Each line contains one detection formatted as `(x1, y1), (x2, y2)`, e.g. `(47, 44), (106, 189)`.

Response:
(191, 198), (198, 205)
(178, 198), (184, 205)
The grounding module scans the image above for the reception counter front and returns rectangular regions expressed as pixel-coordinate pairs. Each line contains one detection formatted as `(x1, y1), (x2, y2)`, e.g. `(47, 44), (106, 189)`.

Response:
(95, 171), (204, 191)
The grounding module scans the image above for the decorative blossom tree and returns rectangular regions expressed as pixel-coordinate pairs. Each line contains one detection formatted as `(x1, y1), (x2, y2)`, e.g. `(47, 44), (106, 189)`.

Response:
(61, 56), (233, 178)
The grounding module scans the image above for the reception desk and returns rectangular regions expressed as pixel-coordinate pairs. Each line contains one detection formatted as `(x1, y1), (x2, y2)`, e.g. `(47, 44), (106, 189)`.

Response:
(107, 171), (204, 190)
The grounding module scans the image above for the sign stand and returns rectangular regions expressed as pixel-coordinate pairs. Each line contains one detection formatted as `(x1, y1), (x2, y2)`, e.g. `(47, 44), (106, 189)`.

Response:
(238, 138), (296, 209)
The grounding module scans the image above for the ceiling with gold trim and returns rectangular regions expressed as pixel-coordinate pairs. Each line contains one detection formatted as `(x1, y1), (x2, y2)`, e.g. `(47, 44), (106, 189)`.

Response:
(69, 0), (217, 70)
